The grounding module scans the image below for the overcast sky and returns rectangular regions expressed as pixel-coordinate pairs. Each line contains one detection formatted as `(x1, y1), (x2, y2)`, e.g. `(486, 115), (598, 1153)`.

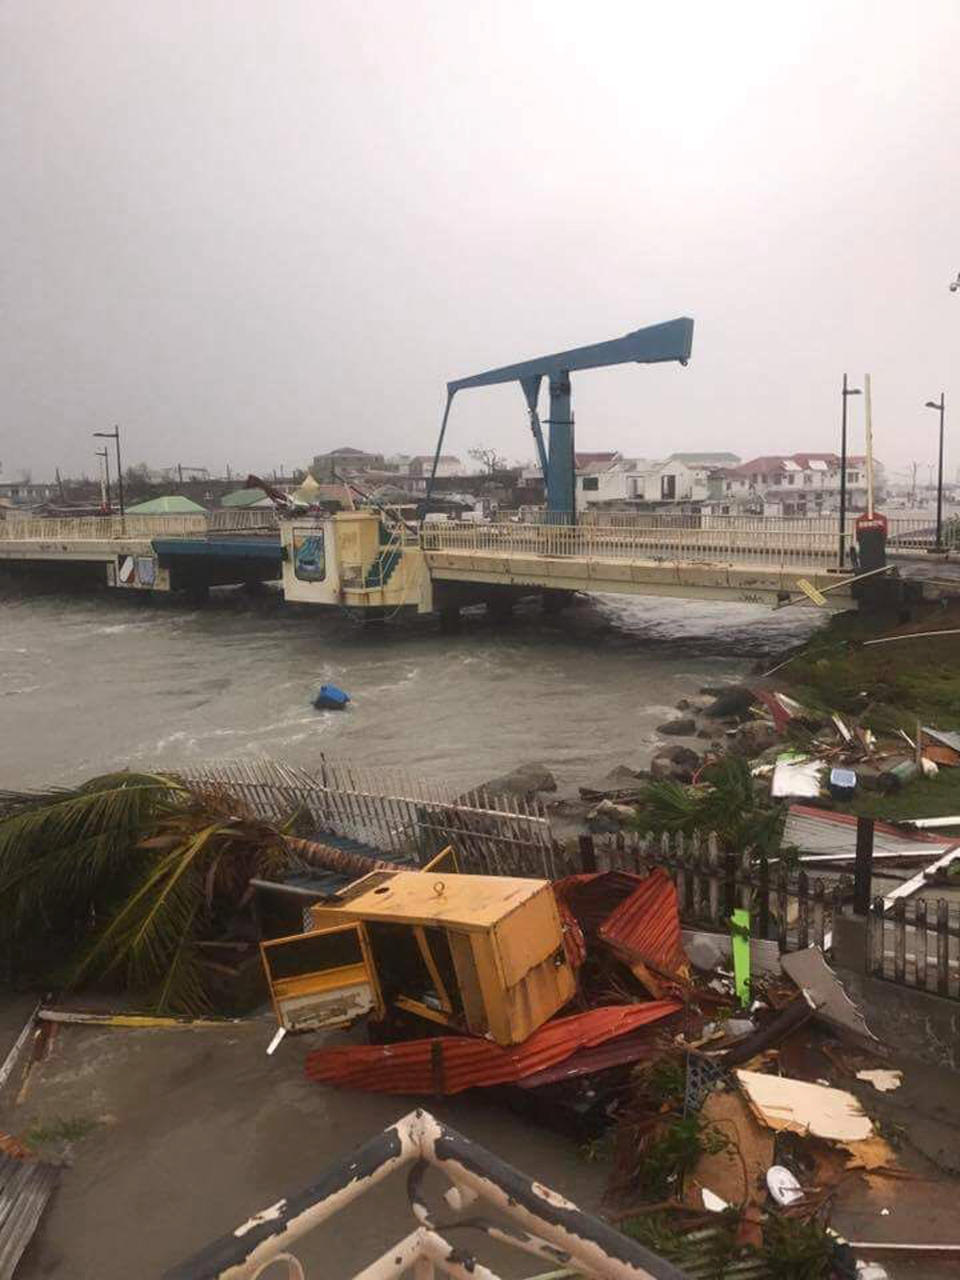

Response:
(2, 1), (958, 486)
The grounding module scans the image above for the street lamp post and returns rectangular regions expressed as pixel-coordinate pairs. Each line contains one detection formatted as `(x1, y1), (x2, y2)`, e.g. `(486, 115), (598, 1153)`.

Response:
(839, 374), (862, 568)
(95, 446), (112, 513)
(924, 394), (946, 551)
(93, 426), (124, 518)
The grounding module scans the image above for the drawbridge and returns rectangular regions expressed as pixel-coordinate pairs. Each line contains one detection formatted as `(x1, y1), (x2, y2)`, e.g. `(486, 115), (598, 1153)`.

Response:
(282, 508), (863, 614)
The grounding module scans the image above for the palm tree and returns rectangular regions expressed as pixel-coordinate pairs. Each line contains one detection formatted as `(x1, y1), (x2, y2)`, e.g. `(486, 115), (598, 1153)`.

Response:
(0, 771), (381, 1015)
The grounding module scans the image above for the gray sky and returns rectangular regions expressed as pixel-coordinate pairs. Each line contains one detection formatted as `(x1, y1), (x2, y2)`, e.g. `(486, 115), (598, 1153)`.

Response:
(2, 0), (958, 487)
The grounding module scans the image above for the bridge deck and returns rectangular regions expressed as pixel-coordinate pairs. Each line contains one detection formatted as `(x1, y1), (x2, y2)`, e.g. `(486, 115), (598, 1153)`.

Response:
(419, 521), (853, 605)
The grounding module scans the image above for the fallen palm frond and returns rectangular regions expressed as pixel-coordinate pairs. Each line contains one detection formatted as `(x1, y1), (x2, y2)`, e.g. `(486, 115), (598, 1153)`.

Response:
(0, 771), (321, 1015)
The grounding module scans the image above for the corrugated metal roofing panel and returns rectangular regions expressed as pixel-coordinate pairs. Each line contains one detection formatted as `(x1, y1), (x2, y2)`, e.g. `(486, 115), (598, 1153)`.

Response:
(553, 871), (641, 939)
(517, 1019), (681, 1089)
(784, 804), (959, 861)
(0, 1153), (60, 1278)
(597, 868), (688, 979)
(304, 1001), (681, 1096)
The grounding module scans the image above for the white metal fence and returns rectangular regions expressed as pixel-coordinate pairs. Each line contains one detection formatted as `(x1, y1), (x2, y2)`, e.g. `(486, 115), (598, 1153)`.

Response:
(0, 514), (209, 540)
(421, 518), (844, 567)
(1, 510), (278, 540)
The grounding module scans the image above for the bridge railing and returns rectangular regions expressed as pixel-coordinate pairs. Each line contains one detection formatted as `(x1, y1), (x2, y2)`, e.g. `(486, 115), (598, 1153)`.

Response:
(0, 514), (209, 540)
(420, 518), (844, 566)
(1, 510), (281, 540)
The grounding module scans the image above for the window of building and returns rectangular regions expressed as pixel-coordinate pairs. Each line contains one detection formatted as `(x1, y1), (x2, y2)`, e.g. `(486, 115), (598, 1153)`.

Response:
(581, 476), (599, 491)
(803, 473), (813, 485)
(847, 471), (860, 484)
(661, 474), (677, 499)
(786, 474), (795, 485)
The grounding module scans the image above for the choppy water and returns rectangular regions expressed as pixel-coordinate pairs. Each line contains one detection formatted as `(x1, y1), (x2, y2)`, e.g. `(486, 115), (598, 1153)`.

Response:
(0, 586), (824, 792)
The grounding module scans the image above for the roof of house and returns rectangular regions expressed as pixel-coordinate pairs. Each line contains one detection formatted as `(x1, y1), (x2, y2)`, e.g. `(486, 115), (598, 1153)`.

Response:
(125, 494), (207, 514)
(666, 451), (740, 465)
(575, 451), (621, 472)
(411, 455), (461, 465)
(319, 446), (379, 457)
(723, 453), (843, 479)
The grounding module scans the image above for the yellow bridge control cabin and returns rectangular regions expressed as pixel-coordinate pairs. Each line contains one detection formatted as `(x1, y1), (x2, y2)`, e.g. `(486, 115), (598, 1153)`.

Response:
(260, 869), (575, 1046)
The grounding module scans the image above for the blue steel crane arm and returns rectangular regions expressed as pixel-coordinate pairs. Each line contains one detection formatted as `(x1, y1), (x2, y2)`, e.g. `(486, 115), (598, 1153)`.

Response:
(425, 316), (694, 507)
(445, 316), (694, 394)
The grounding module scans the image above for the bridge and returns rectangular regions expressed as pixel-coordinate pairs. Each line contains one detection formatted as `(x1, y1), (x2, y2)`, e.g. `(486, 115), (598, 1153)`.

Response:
(1, 507), (955, 613)
(279, 509), (959, 617)
(0, 510), (281, 595)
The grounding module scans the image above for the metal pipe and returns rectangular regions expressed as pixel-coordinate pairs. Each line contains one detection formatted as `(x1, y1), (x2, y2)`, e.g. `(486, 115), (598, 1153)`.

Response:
(838, 374), (861, 568)
(863, 374), (875, 518)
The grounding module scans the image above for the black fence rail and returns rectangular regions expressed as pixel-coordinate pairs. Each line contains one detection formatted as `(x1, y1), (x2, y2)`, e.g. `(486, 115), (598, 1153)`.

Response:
(570, 830), (849, 955)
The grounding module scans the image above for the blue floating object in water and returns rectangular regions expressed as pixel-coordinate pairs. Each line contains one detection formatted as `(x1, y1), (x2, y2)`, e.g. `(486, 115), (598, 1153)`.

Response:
(313, 683), (350, 710)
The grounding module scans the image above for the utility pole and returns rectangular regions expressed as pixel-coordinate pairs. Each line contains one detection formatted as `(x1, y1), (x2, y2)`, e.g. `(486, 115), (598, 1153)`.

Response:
(839, 374), (862, 567)
(93, 425), (125, 518)
(95, 446), (112, 512)
(925, 393), (946, 550)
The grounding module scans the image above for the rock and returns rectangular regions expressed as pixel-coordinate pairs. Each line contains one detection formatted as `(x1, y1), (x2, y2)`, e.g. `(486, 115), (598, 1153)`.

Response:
(700, 683), (737, 697)
(603, 764), (647, 785)
(675, 698), (692, 711)
(729, 720), (781, 757)
(481, 762), (557, 800)
(588, 798), (637, 825)
(702, 685), (756, 722)
(658, 744), (701, 767)
(650, 744), (701, 783)
(546, 797), (592, 822)
(658, 717), (697, 736)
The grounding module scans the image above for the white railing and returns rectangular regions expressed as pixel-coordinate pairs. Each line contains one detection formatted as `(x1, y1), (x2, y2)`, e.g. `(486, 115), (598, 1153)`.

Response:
(1, 511), (281, 541)
(207, 508), (279, 533)
(420, 519), (845, 567)
(580, 509), (960, 551)
(0, 514), (209, 540)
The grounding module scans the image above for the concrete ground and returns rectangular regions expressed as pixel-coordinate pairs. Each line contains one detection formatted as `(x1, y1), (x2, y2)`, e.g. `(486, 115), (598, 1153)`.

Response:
(4, 998), (960, 1279)
(0, 1011), (611, 1279)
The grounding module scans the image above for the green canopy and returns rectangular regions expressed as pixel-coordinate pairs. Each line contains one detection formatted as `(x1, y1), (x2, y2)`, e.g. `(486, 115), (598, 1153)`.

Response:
(219, 487), (272, 508)
(125, 495), (207, 514)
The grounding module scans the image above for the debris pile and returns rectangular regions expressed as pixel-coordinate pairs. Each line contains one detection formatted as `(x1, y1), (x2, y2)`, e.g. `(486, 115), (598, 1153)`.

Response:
(300, 862), (931, 1278)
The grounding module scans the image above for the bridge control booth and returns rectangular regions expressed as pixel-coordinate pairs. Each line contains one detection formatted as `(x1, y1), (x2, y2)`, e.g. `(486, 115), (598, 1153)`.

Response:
(260, 865), (575, 1046)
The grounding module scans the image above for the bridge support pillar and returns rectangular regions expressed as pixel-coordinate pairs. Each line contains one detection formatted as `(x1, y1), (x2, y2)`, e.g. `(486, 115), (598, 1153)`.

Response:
(542, 588), (574, 614)
(547, 372), (574, 522)
(439, 604), (461, 633)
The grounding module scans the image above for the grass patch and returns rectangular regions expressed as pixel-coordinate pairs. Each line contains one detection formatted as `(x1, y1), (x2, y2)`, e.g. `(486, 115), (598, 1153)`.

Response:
(835, 767), (960, 821)
(779, 606), (960, 728)
(27, 1115), (99, 1145)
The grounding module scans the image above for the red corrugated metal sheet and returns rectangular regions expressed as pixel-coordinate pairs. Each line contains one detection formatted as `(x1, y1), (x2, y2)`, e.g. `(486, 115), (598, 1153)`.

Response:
(516, 1018), (681, 1089)
(597, 868), (687, 980)
(554, 891), (587, 970)
(304, 1001), (681, 1096)
(553, 871), (641, 940)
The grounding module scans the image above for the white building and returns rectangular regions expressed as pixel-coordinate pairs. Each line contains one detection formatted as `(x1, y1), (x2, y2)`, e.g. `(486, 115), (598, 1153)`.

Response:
(636, 452), (741, 504)
(408, 455), (463, 478)
(709, 453), (884, 516)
